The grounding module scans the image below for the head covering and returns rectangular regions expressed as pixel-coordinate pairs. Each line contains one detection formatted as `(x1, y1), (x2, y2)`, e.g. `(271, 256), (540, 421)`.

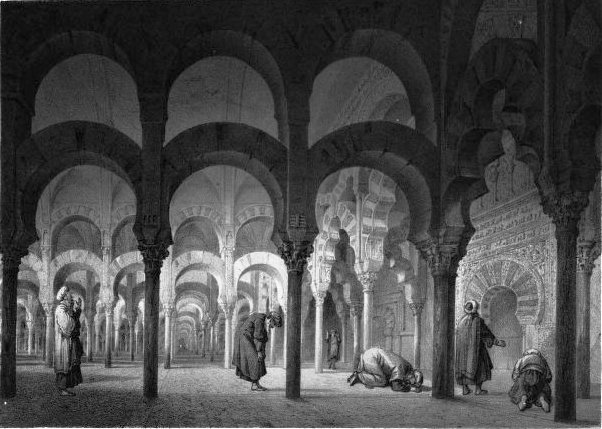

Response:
(412, 369), (424, 388)
(523, 348), (542, 357)
(56, 286), (70, 302)
(268, 311), (283, 327)
(464, 300), (479, 314)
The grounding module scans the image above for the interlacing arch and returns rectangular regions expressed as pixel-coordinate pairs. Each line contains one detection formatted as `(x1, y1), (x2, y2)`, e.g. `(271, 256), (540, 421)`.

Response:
(308, 121), (437, 244)
(171, 251), (225, 294)
(461, 257), (544, 325)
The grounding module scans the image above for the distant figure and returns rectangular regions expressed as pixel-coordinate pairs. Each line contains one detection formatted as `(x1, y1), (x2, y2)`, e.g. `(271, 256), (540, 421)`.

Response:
(54, 286), (80, 396)
(455, 300), (506, 395)
(347, 347), (423, 392)
(508, 349), (552, 412)
(232, 311), (283, 391)
(325, 328), (342, 369)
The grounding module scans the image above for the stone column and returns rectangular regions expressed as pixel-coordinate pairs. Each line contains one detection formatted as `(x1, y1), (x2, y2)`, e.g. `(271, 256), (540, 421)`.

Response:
(269, 323), (277, 366)
(281, 305), (288, 370)
(113, 320), (120, 355)
(85, 310), (93, 362)
(209, 322), (215, 356)
(340, 310), (347, 363)
(219, 302), (235, 369)
(542, 192), (588, 421)
(129, 313), (136, 361)
(140, 243), (169, 398)
(163, 304), (174, 369)
(194, 327), (200, 355)
(420, 243), (457, 399)
(278, 240), (313, 399)
(27, 318), (34, 356)
(94, 315), (101, 355)
(16, 319), (22, 353)
(135, 324), (140, 355)
(576, 241), (597, 399)
(42, 302), (54, 368)
(409, 301), (425, 369)
(200, 323), (207, 357)
(313, 290), (326, 373)
(1, 248), (27, 397)
(358, 271), (377, 350)
(104, 305), (113, 368)
(349, 302), (362, 369)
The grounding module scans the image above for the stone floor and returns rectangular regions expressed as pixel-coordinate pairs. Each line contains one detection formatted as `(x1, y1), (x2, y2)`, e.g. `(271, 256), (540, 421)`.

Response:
(1, 354), (600, 428)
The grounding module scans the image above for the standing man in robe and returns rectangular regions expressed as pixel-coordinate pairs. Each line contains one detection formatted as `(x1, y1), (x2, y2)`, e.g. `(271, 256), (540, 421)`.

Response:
(455, 300), (506, 395)
(54, 286), (77, 396)
(325, 328), (341, 369)
(232, 310), (282, 391)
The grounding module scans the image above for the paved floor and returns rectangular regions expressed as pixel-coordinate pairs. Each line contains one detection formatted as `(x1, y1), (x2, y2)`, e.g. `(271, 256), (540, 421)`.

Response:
(0, 355), (600, 428)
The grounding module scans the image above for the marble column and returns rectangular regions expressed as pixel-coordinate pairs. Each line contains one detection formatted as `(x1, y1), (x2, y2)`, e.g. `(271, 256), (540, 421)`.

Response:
(16, 320), (22, 353)
(129, 313), (136, 361)
(163, 304), (174, 369)
(104, 306), (113, 368)
(209, 322), (215, 358)
(340, 311), (347, 363)
(349, 302), (362, 369)
(282, 306), (288, 370)
(542, 192), (588, 421)
(409, 302), (425, 369)
(359, 271), (377, 350)
(279, 240), (313, 399)
(27, 319), (34, 356)
(1, 249), (27, 398)
(135, 325), (140, 355)
(269, 322), (277, 366)
(42, 302), (54, 368)
(113, 322), (120, 355)
(86, 310), (94, 362)
(94, 316), (101, 355)
(313, 290), (326, 373)
(577, 242), (597, 399)
(200, 324), (207, 357)
(220, 302), (235, 369)
(420, 243), (457, 399)
(140, 243), (169, 398)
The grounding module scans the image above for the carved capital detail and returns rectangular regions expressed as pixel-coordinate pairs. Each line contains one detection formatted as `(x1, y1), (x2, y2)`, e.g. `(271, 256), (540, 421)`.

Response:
(219, 301), (235, 319)
(41, 302), (55, 316)
(313, 289), (327, 305)
(541, 191), (589, 231)
(139, 242), (169, 273)
(1, 246), (28, 270)
(349, 301), (362, 317)
(409, 302), (425, 317)
(418, 242), (458, 276)
(577, 243), (596, 274)
(278, 240), (313, 273)
(358, 271), (378, 293)
(163, 303), (175, 316)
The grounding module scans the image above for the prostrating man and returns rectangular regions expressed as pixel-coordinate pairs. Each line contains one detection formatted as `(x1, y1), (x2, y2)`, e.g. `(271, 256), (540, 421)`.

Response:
(508, 349), (552, 412)
(232, 311), (283, 391)
(455, 300), (506, 395)
(347, 347), (423, 392)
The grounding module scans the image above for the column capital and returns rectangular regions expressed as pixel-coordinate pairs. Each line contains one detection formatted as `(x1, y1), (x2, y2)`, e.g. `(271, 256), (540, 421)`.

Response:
(409, 301), (425, 317)
(358, 271), (378, 293)
(41, 302), (55, 315)
(349, 301), (362, 317)
(1, 246), (28, 270)
(418, 241), (458, 276)
(162, 303), (175, 315)
(218, 300), (235, 319)
(138, 242), (169, 273)
(541, 191), (589, 231)
(313, 289), (327, 305)
(278, 240), (313, 273)
(577, 242), (597, 274)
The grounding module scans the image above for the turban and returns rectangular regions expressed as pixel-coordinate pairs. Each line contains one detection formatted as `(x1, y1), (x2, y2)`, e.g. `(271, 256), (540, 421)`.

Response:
(268, 311), (283, 327)
(464, 300), (479, 314)
(56, 285), (70, 302)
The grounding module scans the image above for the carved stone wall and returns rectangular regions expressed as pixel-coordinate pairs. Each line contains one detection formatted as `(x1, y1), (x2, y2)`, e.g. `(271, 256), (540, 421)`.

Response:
(459, 157), (557, 377)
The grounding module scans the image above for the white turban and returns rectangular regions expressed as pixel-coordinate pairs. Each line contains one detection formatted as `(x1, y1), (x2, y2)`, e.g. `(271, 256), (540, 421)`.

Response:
(464, 300), (479, 314)
(56, 286), (70, 302)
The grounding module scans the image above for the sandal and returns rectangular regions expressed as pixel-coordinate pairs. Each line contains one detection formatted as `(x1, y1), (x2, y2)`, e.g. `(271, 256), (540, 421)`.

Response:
(251, 383), (267, 391)
(474, 389), (488, 395)
(462, 386), (472, 395)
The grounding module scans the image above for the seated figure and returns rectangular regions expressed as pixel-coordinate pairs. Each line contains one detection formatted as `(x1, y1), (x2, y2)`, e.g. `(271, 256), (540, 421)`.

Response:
(508, 349), (552, 412)
(347, 347), (423, 392)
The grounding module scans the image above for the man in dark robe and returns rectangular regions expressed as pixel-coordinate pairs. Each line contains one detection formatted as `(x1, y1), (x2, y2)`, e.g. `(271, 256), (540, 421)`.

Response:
(508, 349), (552, 412)
(347, 347), (423, 392)
(325, 328), (341, 369)
(232, 310), (282, 391)
(455, 300), (506, 395)
(70, 297), (84, 387)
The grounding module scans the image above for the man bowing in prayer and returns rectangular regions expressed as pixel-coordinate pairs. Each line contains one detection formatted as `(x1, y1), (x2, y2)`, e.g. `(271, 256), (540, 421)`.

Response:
(455, 300), (506, 395)
(232, 310), (283, 391)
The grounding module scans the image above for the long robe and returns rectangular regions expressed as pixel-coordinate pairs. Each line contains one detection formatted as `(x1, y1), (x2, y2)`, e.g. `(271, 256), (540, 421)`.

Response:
(232, 313), (268, 382)
(54, 303), (75, 374)
(326, 330), (341, 363)
(356, 347), (414, 388)
(508, 351), (552, 407)
(455, 312), (496, 385)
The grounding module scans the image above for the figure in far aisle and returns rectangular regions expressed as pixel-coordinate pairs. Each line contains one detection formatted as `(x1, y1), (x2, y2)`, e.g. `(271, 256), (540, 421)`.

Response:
(455, 300), (506, 395)
(325, 328), (342, 370)
(232, 311), (283, 391)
